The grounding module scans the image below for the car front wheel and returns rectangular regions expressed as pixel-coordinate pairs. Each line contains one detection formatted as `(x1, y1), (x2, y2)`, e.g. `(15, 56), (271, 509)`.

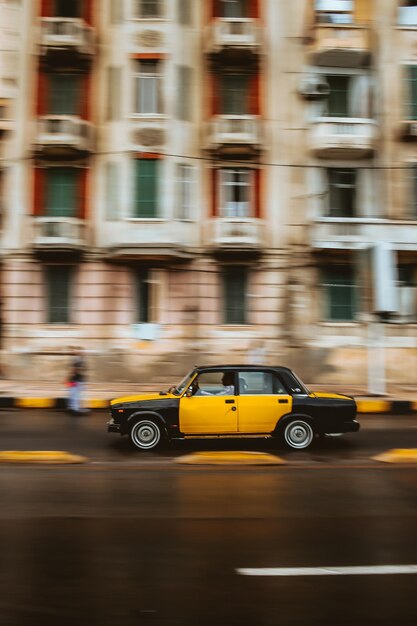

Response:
(130, 419), (163, 450)
(283, 419), (314, 450)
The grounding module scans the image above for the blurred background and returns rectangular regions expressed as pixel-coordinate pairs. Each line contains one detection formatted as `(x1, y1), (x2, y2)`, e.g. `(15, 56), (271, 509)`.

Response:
(0, 0), (417, 388)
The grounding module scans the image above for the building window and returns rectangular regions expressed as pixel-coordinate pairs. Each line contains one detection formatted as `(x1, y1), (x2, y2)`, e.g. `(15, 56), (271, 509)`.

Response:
(46, 265), (72, 324)
(399, 1), (417, 26)
(135, 269), (151, 323)
(178, 0), (192, 25)
(398, 265), (417, 320)
(136, 0), (163, 18)
(176, 164), (193, 219)
(327, 169), (357, 217)
(223, 266), (248, 324)
(315, 0), (353, 24)
(405, 66), (417, 120)
(54, 0), (82, 17)
(410, 165), (417, 216)
(219, 169), (252, 217)
(220, 73), (250, 115)
(322, 266), (358, 321)
(221, 0), (248, 18)
(46, 168), (78, 217)
(177, 66), (192, 121)
(133, 60), (162, 114)
(134, 159), (159, 218)
(49, 73), (81, 116)
(325, 75), (350, 117)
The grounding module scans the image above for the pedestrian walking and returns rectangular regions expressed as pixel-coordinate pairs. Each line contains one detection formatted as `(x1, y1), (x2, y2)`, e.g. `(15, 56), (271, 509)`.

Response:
(67, 348), (88, 414)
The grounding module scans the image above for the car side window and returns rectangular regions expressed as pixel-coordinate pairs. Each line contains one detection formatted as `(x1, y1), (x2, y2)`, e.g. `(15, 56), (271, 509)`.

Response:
(193, 371), (236, 396)
(238, 372), (288, 395)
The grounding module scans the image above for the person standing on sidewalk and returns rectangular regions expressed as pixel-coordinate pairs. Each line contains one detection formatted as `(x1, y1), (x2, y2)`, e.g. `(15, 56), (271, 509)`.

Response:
(67, 348), (88, 414)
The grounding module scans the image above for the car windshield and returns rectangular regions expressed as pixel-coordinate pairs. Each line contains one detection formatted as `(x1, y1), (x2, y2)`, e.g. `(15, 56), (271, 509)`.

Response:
(171, 370), (196, 396)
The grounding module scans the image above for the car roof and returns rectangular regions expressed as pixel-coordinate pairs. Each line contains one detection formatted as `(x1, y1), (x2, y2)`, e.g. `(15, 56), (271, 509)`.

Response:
(194, 365), (294, 374)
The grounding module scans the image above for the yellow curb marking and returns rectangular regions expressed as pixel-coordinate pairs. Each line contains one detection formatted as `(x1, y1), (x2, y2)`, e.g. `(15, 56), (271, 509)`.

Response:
(87, 399), (109, 409)
(0, 451), (88, 464)
(175, 451), (286, 465)
(372, 449), (417, 464)
(356, 400), (391, 414)
(15, 398), (55, 409)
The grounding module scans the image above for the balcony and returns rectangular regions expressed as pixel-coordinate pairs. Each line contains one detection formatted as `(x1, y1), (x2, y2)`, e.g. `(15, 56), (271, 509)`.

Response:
(129, 116), (167, 150)
(101, 220), (195, 262)
(35, 116), (94, 158)
(31, 217), (87, 256)
(311, 218), (417, 251)
(309, 25), (372, 67)
(39, 18), (94, 68)
(206, 115), (262, 157)
(310, 118), (378, 159)
(206, 18), (261, 66)
(205, 218), (266, 253)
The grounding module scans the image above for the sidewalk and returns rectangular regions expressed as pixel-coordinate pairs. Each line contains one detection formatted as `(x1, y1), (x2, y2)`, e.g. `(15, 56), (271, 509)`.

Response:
(0, 379), (416, 414)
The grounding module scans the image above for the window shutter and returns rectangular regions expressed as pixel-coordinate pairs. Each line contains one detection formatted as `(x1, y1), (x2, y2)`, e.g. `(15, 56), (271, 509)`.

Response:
(212, 0), (221, 17)
(211, 73), (220, 115)
(81, 74), (89, 119)
(254, 169), (261, 218)
(248, 0), (259, 18)
(249, 73), (259, 115)
(78, 169), (87, 219)
(211, 168), (218, 217)
(41, 0), (52, 16)
(33, 168), (45, 216)
(37, 73), (47, 116)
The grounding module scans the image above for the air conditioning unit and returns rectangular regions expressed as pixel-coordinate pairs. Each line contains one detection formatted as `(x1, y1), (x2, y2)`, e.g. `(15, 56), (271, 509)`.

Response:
(299, 75), (330, 99)
(400, 120), (417, 141)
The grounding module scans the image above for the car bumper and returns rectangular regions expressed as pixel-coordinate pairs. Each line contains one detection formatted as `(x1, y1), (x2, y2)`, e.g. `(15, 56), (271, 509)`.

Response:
(107, 418), (121, 434)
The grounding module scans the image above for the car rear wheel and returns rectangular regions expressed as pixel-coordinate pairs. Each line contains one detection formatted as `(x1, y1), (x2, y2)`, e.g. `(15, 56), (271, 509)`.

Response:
(130, 419), (163, 450)
(283, 419), (314, 450)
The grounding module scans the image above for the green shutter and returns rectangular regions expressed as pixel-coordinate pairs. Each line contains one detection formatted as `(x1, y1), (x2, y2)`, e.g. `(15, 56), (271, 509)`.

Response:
(327, 75), (349, 118)
(49, 74), (80, 115)
(135, 269), (150, 323)
(46, 169), (78, 217)
(406, 66), (417, 120)
(134, 160), (158, 218)
(46, 266), (71, 324)
(322, 268), (357, 321)
(223, 267), (247, 324)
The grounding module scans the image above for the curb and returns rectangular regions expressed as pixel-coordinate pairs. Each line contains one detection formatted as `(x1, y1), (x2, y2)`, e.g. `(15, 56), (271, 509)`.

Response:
(0, 397), (416, 414)
(0, 450), (88, 464)
(175, 451), (286, 465)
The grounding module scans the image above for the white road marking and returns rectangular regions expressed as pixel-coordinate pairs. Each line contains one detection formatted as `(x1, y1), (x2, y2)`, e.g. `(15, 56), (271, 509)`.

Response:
(237, 565), (417, 577)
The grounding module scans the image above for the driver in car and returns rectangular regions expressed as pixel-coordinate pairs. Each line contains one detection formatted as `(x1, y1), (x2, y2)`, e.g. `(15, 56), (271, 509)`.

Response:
(192, 372), (235, 396)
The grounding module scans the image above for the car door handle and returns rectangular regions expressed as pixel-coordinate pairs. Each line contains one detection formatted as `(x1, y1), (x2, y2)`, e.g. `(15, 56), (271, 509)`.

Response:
(225, 399), (235, 404)
(278, 399), (288, 404)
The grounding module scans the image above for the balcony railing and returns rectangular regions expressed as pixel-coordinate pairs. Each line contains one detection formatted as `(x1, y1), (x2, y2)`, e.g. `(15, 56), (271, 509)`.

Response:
(35, 115), (94, 156)
(207, 115), (262, 155)
(309, 25), (371, 67)
(0, 100), (13, 135)
(101, 220), (196, 261)
(311, 218), (417, 250)
(32, 217), (87, 251)
(205, 218), (266, 250)
(39, 18), (94, 62)
(310, 118), (378, 159)
(208, 18), (261, 50)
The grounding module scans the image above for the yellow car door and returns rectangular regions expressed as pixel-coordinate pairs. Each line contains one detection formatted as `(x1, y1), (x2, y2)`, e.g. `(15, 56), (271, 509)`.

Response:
(179, 395), (238, 434)
(236, 370), (292, 434)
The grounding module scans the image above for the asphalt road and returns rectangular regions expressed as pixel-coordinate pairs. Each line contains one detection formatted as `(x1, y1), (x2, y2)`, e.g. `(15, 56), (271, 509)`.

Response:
(0, 411), (417, 626)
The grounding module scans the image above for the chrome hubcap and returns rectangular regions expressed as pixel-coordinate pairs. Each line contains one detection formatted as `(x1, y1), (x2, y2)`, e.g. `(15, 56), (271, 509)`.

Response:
(132, 421), (160, 449)
(285, 421), (313, 449)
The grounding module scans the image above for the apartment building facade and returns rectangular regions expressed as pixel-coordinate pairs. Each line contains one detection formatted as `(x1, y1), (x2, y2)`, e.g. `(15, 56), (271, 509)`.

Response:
(0, 0), (416, 385)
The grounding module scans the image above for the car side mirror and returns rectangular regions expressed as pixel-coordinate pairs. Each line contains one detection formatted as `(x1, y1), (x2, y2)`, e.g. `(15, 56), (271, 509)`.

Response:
(185, 388), (193, 398)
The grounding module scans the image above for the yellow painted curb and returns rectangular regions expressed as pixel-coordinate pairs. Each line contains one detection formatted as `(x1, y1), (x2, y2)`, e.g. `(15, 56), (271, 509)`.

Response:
(356, 400), (391, 414)
(87, 399), (109, 409)
(0, 451), (88, 464)
(175, 451), (286, 465)
(372, 449), (417, 464)
(15, 398), (55, 409)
